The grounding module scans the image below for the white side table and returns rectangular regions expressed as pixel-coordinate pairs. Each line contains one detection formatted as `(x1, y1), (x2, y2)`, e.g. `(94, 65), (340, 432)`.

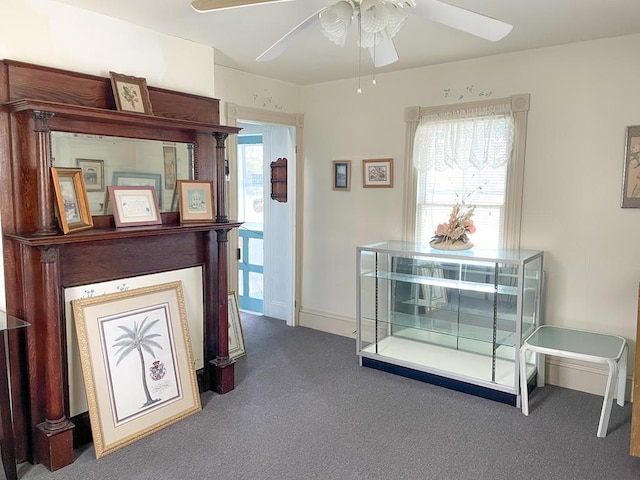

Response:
(519, 325), (628, 438)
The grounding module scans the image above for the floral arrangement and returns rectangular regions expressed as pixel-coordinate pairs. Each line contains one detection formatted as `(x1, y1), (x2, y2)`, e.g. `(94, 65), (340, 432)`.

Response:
(431, 203), (476, 245)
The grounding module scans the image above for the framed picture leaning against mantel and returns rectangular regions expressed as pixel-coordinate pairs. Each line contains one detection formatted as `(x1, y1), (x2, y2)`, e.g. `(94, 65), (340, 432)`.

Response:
(50, 167), (94, 234)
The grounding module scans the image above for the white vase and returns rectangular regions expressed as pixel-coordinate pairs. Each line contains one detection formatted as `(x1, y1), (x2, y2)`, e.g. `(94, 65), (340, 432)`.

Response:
(429, 239), (474, 251)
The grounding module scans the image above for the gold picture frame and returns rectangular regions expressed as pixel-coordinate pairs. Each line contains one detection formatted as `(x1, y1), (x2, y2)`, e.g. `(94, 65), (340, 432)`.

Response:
(109, 71), (154, 115)
(228, 292), (246, 360)
(362, 158), (394, 188)
(178, 180), (215, 224)
(50, 167), (94, 234)
(72, 281), (201, 458)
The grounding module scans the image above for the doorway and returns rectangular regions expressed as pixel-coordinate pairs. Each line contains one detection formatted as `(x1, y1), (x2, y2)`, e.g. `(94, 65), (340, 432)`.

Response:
(236, 120), (296, 324)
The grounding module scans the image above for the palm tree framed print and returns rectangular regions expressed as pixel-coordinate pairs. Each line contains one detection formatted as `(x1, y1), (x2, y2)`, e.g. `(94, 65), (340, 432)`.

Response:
(72, 281), (201, 458)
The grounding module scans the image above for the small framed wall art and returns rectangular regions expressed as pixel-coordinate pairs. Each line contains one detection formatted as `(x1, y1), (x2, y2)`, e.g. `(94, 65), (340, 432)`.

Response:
(50, 167), (94, 234)
(622, 125), (640, 207)
(362, 158), (394, 188)
(177, 180), (215, 223)
(332, 160), (351, 191)
(108, 185), (162, 227)
(109, 71), (154, 115)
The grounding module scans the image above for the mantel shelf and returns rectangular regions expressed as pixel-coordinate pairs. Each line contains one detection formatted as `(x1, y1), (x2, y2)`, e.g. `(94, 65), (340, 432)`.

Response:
(2, 99), (240, 136)
(6, 221), (243, 247)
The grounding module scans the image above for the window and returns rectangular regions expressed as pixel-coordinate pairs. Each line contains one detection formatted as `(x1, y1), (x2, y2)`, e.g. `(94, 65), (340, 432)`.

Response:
(403, 95), (530, 249)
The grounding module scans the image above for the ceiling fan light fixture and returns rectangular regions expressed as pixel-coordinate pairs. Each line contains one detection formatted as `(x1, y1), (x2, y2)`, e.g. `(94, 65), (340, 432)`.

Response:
(384, 9), (408, 38)
(360, 0), (391, 34)
(319, 1), (354, 45)
(358, 30), (385, 49)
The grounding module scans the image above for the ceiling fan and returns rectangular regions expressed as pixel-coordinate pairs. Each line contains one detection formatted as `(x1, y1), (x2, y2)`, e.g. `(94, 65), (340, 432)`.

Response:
(191, 0), (513, 68)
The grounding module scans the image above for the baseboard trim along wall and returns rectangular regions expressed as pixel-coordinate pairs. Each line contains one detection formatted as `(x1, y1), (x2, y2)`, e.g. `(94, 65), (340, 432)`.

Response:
(299, 308), (356, 338)
(298, 308), (632, 402)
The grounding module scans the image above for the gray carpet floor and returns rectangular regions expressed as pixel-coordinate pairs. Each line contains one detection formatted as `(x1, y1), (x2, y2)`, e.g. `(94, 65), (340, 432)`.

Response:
(11, 314), (640, 480)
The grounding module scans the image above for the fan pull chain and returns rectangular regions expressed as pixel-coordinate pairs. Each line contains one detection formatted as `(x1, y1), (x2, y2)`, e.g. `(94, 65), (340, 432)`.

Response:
(372, 33), (377, 85)
(357, 9), (362, 94)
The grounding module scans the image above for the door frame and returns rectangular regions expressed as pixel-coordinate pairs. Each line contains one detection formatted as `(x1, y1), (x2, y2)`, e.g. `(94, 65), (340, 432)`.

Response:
(226, 103), (304, 326)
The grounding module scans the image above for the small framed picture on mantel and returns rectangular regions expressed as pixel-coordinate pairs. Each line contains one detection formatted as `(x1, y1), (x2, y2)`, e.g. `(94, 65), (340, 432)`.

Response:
(109, 71), (154, 115)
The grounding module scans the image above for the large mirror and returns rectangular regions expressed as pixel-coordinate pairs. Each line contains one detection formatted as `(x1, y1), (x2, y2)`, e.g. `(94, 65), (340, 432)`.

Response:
(51, 132), (194, 214)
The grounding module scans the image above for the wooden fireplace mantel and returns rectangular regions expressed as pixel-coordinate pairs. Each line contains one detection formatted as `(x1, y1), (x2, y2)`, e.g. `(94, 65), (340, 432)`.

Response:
(0, 59), (240, 472)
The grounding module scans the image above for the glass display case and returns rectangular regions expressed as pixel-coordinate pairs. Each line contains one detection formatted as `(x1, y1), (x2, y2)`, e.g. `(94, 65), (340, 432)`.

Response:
(356, 241), (544, 406)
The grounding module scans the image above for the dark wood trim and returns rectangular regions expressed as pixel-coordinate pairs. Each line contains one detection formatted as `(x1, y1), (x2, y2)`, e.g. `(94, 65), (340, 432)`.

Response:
(2, 99), (237, 137)
(0, 59), (240, 472)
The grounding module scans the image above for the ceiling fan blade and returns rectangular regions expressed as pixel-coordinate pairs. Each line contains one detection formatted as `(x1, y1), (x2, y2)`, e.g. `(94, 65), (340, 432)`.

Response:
(191, 0), (294, 13)
(369, 38), (399, 67)
(412, 0), (512, 42)
(256, 8), (325, 62)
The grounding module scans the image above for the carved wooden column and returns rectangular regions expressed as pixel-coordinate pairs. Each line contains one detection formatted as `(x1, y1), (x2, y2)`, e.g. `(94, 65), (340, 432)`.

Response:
(210, 132), (235, 393)
(34, 246), (74, 471)
(213, 132), (229, 224)
(32, 111), (57, 235)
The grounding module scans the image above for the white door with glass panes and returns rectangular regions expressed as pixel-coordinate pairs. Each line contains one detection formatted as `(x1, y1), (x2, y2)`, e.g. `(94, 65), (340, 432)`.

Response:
(237, 122), (295, 324)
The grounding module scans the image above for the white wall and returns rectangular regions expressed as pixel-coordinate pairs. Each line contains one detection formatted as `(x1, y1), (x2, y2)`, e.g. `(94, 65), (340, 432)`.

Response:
(214, 65), (303, 119)
(299, 34), (640, 395)
(0, 0), (215, 95)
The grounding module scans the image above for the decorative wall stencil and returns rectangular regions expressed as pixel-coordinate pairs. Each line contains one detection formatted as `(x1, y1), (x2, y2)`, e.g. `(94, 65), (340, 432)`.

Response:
(252, 89), (284, 110)
(444, 85), (493, 100)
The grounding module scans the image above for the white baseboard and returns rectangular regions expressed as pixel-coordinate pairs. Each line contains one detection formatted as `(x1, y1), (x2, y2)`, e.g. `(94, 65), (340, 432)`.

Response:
(544, 357), (632, 402)
(298, 308), (356, 338)
(298, 308), (632, 401)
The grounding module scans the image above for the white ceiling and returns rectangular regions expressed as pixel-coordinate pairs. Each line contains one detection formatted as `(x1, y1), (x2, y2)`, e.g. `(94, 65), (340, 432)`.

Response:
(53, 0), (640, 85)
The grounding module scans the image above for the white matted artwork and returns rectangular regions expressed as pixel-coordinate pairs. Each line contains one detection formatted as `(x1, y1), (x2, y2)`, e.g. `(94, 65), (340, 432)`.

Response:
(72, 281), (200, 458)
(65, 267), (204, 417)
(228, 292), (246, 359)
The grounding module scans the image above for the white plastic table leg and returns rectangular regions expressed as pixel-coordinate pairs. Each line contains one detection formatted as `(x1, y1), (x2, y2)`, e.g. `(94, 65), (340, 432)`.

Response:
(597, 360), (618, 438)
(616, 343), (628, 407)
(536, 351), (545, 388)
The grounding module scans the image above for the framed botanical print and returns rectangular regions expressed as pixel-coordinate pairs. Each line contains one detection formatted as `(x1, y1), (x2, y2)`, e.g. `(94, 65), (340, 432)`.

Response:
(109, 71), (153, 115)
(72, 281), (201, 458)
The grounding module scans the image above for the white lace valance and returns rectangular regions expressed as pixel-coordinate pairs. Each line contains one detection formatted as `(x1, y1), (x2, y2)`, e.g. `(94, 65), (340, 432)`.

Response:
(412, 102), (514, 172)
